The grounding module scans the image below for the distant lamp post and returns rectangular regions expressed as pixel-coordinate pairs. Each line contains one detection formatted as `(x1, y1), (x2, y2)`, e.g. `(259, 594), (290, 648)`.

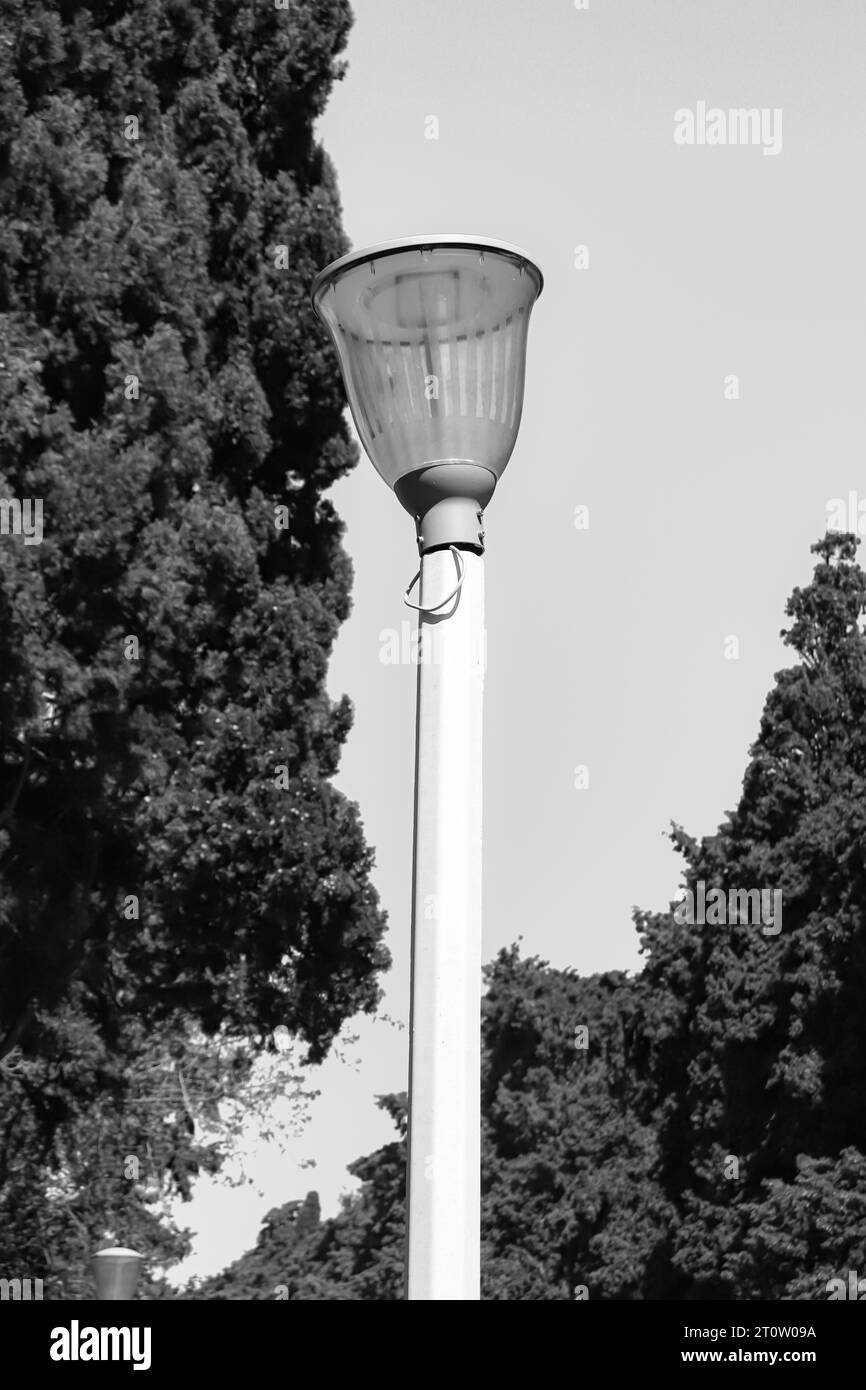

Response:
(312, 236), (543, 1301)
(91, 1246), (143, 1300)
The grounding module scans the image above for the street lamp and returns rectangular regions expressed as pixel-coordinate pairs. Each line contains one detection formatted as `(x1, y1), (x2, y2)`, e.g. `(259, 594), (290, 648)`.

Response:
(91, 1246), (143, 1300)
(312, 235), (543, 1301)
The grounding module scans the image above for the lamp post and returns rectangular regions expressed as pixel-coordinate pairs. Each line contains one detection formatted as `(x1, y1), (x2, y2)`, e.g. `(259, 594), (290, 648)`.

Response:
(91, 1246), (143, 1300)
(312, 236), (542, 1301)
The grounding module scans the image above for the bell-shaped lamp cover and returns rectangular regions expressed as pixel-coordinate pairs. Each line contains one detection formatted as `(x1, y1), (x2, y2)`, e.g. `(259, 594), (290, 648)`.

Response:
(92, 1246), (144, 1300)
(311, 236), (543, 491)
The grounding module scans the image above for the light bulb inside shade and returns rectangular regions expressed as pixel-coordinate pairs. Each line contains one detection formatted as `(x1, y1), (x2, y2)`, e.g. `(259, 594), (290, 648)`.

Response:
(363, 267), (488, 338)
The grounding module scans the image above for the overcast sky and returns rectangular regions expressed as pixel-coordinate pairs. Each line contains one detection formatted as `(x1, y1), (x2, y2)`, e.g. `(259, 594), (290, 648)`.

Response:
(171, 0), (866, 1283)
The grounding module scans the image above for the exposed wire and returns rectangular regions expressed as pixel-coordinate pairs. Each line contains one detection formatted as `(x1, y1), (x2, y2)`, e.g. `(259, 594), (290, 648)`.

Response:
(404, 546), (466, 613)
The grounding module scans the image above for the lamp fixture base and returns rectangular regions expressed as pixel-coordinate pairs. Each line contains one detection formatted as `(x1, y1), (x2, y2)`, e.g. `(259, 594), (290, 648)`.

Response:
(394, 462), (496, 555)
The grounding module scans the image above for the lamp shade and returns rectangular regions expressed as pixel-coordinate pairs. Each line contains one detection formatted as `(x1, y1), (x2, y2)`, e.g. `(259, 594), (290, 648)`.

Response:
(311, 236), (543, 493)
(91, 1246), (143, 1300)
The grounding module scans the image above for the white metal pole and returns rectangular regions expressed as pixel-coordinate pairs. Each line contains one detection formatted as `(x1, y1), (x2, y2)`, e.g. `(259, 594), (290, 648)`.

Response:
(405, 545), (485, 1301)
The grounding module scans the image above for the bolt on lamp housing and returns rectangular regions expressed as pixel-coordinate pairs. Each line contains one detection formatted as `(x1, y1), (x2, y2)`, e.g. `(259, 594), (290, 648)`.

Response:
(311, 236), (543, 553)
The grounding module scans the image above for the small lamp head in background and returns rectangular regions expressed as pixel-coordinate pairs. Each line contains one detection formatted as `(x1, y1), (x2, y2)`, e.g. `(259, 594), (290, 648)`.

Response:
(312, 236), (543, 554)
(91, 1246), (144, 1300)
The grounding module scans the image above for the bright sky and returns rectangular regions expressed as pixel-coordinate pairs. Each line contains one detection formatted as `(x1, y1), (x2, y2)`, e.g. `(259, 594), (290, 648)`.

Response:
(170, 0), (866, 1284)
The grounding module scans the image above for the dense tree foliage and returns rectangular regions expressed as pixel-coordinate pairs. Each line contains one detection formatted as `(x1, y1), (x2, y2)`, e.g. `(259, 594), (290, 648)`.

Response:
(479, 953), (672, 1300)
(0, 0), (388, 1289)
(640, 530), (866, 1299)
(203, 534), (866, 1300)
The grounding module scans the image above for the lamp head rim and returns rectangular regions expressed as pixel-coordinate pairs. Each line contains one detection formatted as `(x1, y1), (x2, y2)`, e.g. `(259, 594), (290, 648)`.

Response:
(310, 234), (544, 314)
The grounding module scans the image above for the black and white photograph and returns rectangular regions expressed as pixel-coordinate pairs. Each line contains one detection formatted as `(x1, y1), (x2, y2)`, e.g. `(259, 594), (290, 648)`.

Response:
(0, 0), (864, 1362)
